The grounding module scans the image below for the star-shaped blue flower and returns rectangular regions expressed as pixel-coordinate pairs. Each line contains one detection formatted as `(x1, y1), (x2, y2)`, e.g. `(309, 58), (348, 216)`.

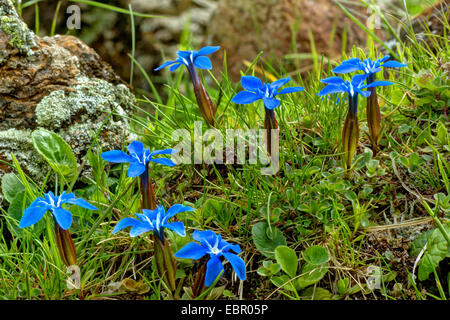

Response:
(318, 74), (393, 98)
(101, 141), (177, 178)
(232, 76), (304, 110)
(175, 230), (246, 287)
(19, 191), (98, 230)
(332, 55), (407, 75)
(112, 204), (194, 241)
(154, 46), (220, 72)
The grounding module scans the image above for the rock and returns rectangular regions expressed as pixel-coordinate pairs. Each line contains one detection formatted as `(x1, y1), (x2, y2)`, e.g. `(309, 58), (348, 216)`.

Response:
(19, 0), (219, 91)
(0, 0), (135, 202)
(207, 0), (370, 80)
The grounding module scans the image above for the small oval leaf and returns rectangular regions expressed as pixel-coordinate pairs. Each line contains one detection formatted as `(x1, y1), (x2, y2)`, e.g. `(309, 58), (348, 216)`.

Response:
(302, 245), (330, 265)
(275, 245), (298, 278)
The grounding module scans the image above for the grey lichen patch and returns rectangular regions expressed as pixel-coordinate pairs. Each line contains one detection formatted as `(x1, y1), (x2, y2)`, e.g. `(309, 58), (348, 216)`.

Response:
(0, 0), (37, 55)
(35, 77), (136, 130)
(33, 76), (136, 182)
(0, 128), (48, 181)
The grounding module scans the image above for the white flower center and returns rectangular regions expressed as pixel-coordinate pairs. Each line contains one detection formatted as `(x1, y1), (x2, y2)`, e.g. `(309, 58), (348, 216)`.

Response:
(207, 235), (222, 255)
(210, 247), (221, 255)
(349, 83), (355, 96)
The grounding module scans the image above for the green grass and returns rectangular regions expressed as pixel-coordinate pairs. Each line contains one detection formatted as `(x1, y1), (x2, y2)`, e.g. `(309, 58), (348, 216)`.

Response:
(0, 0), (449, 300)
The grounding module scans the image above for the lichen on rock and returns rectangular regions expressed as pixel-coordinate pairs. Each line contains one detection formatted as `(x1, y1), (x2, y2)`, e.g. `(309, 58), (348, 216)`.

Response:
(0, 128), (47, 181)
(35, 76), (134, 130)
(0, 0), (37, 56)
(0, 0), (136, 200)
(35, 75), (136, 157)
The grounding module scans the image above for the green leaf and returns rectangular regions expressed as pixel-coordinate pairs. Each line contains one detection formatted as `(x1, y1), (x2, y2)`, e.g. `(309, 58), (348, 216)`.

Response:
(302, 245), (330, 265)
(257, 261), (281, 277)
(417, 224), (450, 281)
(337, 278), (349, 295)
(271, 274), (297, 292)
(275, 246), (298, 278)
(301, 287), (333, 300)
(252, 222), (287, 259)
(344, 190), (358, 203)
(296, 262), (329, 290)
(354, 149), (373, 171)
(31, 129), (78, 181)
(1, 173), (25, 204)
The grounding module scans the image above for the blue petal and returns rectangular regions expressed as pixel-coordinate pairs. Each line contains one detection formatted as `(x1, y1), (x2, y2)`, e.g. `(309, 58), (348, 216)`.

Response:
(164, 221), (185, 237)
(149, 149), (177, 157)
(205, 256), (224, 287)
(52, 207), (73, 230)
(381, 60), (408, 68)
(101, 150), (133, 163)
(169, 62), (183, 72)
(352, 74), (370, 87)
(320, 77), (346, 85)
(379, 55), (391, 63)
(142, 207), (161, 221)
(240, 76), (263, 92)
(174, 242), (208, 259)
(341, 58), (362, 64)
(154, 60), (176, 71)
(232, 91), (261, 104)
(192, 230), (215, 243)
(278, 86), (304, 95)
(127, 162), (146, 178)
(165, 204), (195, 220)
(127, 141), (144, 159)
(357, 89), (372, 98)
(269, 77), (291, 92)
(221, 240), (242, 254)
(196, 46), (220, 57)
(318, 84), (346, 96)
(112, 217), (143, 234)
(65, 197), (98, 211)
(222, 252), (246, 281)
(194, 56), (213, 70)
(177, 50), (192, 57)
(365, 80), (393, 88)
(263, 97), (281, 110)
(19, 200), (48, 228)
(58, 191), (74, 203)
(333, 63), (362, 74)
(149, 157), (177, 167)
(129, 225), (152, 237)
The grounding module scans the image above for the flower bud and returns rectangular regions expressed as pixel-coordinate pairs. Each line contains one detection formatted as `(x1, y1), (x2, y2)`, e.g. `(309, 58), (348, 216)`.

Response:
(54, 224), (77, 267)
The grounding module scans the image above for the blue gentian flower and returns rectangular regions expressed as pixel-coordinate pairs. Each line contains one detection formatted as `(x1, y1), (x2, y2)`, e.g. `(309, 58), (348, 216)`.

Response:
(332, 55), (407, 76)
(19, 191), (97, 230)
(101, 141), (177, 178)
(318, 74), (393, 109)
(154, 46), (220, 127)
(112, 204), (194, 241)
(175, 230), (246, 286)
(154, 46), (220, 73)
(319, 74), (393, 116)
(232, 76), (304, 110)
